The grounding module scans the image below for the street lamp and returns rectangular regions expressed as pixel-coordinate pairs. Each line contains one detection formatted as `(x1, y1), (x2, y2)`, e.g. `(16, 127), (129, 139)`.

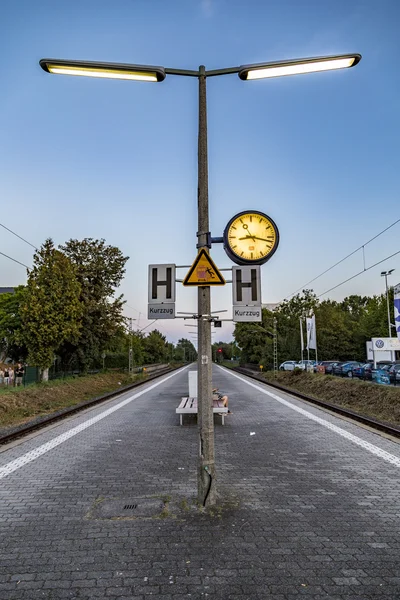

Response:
(381, 269), (395, 338)
(40, 51), (361, 506)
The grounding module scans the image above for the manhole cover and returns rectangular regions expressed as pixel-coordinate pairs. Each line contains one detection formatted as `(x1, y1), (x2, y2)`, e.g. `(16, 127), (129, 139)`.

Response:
(93, 498), (165, 519)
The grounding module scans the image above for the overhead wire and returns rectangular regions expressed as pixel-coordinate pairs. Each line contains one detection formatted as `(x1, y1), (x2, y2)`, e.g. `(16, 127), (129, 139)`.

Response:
(317, 249), (400, 298)
(0, 221), (36, 270)
(0, 222), (37, 249)
(0, 251), (29, 269)
(285, 217), (400, 299)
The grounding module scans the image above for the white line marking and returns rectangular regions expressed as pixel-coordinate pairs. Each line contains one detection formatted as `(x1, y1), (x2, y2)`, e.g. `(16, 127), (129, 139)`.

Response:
(219, 367), (400, 468)
(0, 367), (189, 480)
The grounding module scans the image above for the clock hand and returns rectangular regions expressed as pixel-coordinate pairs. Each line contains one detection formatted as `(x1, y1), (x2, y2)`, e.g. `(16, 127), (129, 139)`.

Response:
(239, 235), (272, 242)
(243, 223), (256, 241)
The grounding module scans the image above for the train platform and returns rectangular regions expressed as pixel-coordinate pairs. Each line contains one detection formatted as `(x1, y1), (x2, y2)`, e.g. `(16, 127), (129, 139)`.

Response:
(0, 364), (399, 599)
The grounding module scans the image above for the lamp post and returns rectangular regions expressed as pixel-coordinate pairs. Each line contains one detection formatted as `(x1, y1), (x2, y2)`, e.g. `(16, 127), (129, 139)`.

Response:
(381, 269), (395, 338)
(40, 52), (360, 506)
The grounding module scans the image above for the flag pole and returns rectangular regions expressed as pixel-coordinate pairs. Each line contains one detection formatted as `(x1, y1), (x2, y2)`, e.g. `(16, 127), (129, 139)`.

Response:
(300, 317), (304, 362)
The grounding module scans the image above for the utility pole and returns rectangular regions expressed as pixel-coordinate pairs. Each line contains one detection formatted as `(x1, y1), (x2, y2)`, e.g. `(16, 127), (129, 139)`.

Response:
(273, 317), (278, 375)
(197, 65), (215, 506)
(128, 318), (133, 374)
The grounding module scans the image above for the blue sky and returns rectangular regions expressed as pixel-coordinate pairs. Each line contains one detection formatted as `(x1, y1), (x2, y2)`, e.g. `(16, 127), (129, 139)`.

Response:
(1, 0), (400, 344)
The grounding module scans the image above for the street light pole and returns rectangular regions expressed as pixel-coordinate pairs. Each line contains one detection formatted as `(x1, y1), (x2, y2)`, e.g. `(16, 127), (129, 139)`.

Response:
(39, 51), (361, 508)
(197, 65), (215, 505)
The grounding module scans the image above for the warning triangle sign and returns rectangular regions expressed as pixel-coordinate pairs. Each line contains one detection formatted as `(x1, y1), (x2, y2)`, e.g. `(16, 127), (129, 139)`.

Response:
(183, 249), (225, 286)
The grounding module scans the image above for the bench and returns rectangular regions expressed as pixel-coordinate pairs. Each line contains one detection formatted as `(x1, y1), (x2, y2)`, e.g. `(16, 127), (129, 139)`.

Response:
(176, 397), (228, 426)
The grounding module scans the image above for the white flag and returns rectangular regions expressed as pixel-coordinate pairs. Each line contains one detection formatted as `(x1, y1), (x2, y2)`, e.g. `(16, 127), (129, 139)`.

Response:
(394, 283), (400, 342)
(306, 315), (317, 350)
(300, 317), (304, 352)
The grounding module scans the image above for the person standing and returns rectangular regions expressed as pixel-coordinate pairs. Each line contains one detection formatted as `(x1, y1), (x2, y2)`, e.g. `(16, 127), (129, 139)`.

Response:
(4, 366), (10, 386)
(0, 368), (3, 386)
(15, 363), (24, 387)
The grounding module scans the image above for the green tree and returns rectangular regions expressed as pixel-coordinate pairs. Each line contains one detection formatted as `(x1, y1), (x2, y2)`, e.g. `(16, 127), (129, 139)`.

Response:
(234, 314), (274, 365)
(21, 239), (82, 380)
(58, 238), (128, 372)
(0, 286), (28, 363)
(234, 287), (399, 368)
(175, 338), (197, 362)
(143, 330), (168, 363)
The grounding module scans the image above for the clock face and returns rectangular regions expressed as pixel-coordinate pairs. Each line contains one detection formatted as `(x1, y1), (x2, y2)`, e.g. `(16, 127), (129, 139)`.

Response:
(223, 210), (279, 265)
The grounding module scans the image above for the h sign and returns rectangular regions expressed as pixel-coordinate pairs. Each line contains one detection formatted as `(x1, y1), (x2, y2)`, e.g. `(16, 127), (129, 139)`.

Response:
(232, 266), (261, 306)
(148, 264), (176, 304)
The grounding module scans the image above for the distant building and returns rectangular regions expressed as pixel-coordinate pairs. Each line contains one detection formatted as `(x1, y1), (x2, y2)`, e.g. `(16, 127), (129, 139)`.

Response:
(0, 287), (15, 295)
(262, 303), (280, 312)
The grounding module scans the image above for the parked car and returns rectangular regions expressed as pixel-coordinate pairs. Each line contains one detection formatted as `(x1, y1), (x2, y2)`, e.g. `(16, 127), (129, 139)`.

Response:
(372, 363), (392, 385)
(279, 361), (298, 371)
(314, 360), (338, 374)
(387, 363), (400, 384)
(324, 362), (340, 375)
(333, 361), (362, 377)
(296, 360), (316, 371)
(352, 362), (374, 380)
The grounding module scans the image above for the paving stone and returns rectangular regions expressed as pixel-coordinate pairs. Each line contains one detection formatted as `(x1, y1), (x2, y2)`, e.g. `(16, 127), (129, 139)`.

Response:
(0, 366), (399, 599)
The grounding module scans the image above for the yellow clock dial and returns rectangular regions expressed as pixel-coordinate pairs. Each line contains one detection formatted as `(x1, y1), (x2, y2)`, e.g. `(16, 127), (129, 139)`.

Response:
(224, 211), (279, 265)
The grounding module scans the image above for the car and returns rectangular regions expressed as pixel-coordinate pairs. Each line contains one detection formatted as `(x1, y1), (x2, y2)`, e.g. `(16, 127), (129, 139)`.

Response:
(314, 360), (338, 374)
(324, 361), (340, 375)
(279, 361), (298, 371)
(332, 361), (362, 377)
(387, 363), (400, 385)
(371, 363), (392, 385)
(352, 362), (374, 380)
(296, 360), (316, 371)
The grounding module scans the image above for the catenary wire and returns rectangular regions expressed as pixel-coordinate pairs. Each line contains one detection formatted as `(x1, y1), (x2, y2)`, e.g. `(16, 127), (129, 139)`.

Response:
(285, 217), (400, 299)
(0, 222), (37, 249)
(0, 251), (29, 269)
(317, 249), (400, 297)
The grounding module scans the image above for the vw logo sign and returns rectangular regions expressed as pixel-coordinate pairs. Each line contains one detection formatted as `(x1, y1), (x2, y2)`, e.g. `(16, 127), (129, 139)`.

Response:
(375, 339), (384, 349)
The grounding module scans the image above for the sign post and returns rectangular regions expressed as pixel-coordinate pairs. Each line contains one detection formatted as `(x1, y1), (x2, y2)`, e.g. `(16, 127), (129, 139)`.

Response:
(148, 264), (176, 319)
(232, 266), (262, 322)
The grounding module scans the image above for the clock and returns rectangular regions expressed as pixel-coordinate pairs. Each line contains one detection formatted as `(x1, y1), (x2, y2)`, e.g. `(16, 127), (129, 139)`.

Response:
(223, 210), (279, 265)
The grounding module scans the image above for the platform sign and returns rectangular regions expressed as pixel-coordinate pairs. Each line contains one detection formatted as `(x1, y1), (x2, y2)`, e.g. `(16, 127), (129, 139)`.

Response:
(148, 264), (176, 303)
(148, 264), (176, 319)
(233, 306), (262, 322)
(148, 303), (175, 319)
(232, 266), (261, 305)
(183, 249), (225, 286)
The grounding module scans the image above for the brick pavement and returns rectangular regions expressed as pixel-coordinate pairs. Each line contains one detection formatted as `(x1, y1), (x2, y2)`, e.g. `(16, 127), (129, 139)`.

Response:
(0, 364), (399, 599)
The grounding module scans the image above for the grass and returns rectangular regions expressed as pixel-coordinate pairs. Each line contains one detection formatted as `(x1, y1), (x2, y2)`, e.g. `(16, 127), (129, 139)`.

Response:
(262, 370), (400, 426)
(0, 371), (143, 431)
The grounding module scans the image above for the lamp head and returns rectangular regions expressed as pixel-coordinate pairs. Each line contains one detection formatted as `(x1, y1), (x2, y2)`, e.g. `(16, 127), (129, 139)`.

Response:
(239, 53), (361, 81)
(40, 59), (166, 82)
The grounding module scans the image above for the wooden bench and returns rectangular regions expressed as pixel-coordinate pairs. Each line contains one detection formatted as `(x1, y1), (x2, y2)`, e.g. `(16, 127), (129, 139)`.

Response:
(176, 397), (228, 426)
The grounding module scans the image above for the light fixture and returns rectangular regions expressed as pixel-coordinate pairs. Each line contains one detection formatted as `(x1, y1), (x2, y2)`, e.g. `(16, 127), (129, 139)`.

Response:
(239, 54), (361, 81)
(39, 59), (166, 82)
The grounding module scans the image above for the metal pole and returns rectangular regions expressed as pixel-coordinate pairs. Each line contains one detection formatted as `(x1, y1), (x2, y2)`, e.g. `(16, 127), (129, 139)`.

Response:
(197, 65), (216, 506)
(385, 274), (391, 338)
(129, 318), (133, 374)
(300, 317), (304, 362)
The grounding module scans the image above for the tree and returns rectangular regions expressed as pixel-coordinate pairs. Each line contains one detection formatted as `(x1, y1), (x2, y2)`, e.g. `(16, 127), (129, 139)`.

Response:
(143, 330), (168, 363)
(58, 238), (128, 372)
(0, 286), (28, 363)
(175, 338), (197, 362)
(21, 239), (82, 380)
